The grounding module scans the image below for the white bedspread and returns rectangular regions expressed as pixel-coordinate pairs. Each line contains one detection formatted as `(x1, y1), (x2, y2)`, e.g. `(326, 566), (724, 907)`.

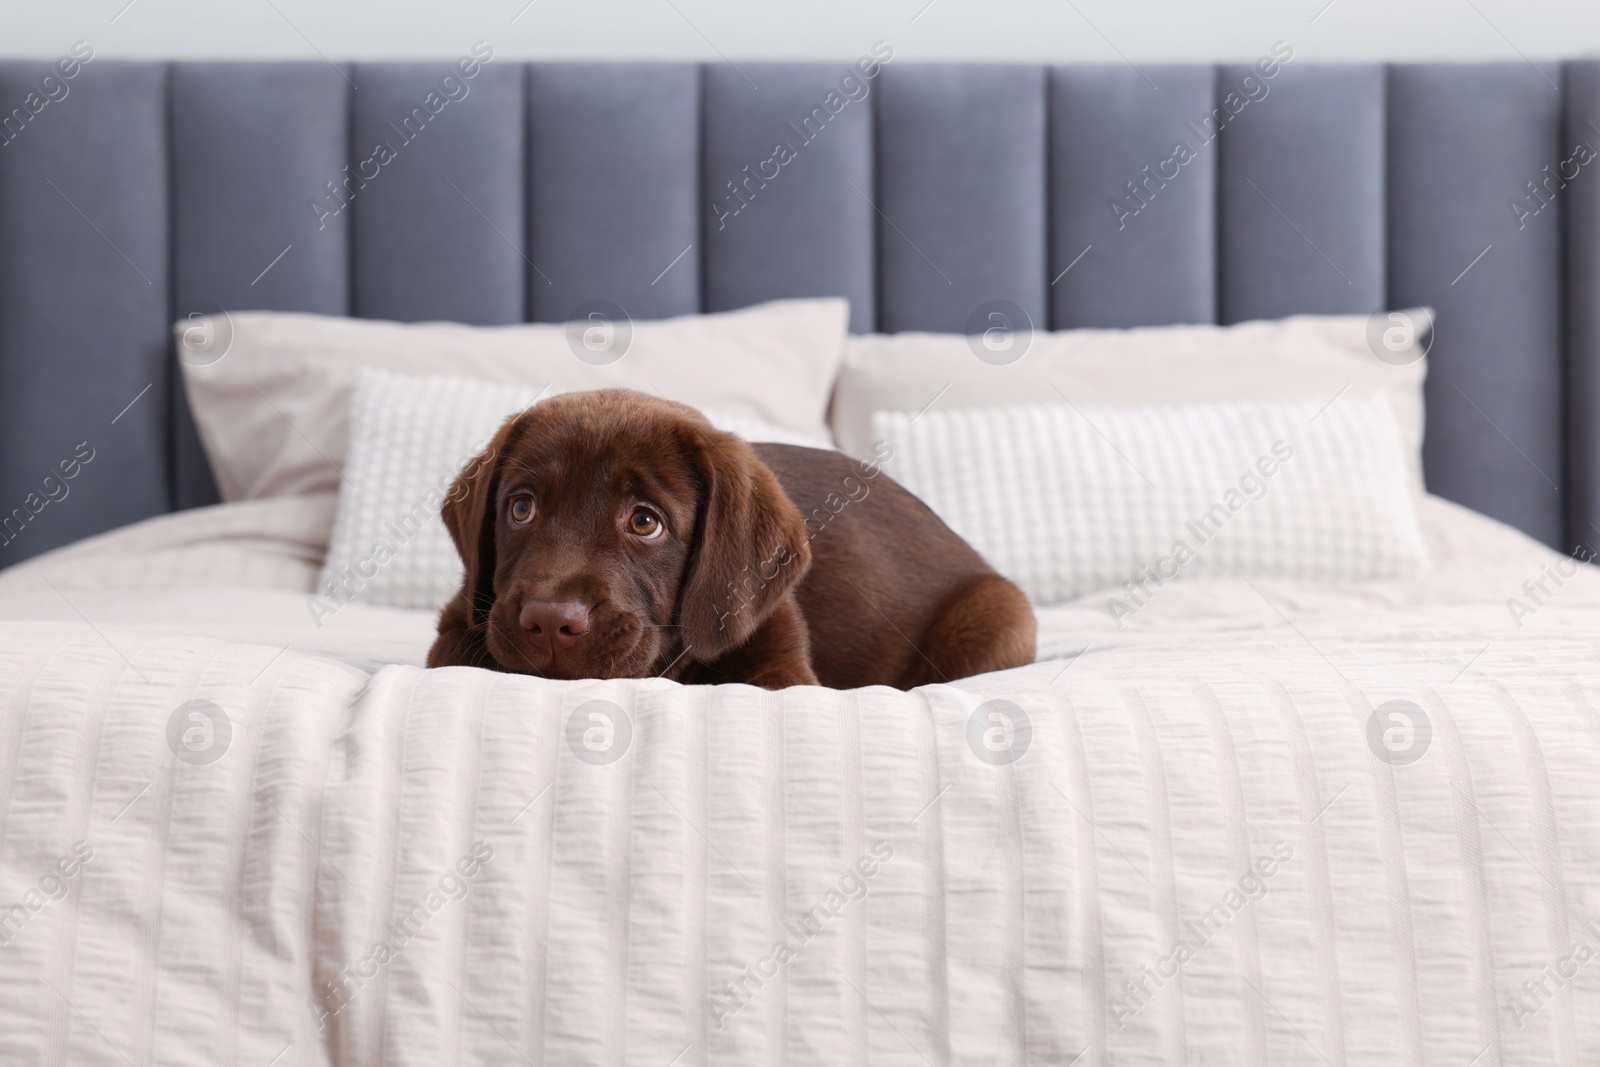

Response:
(2, 494), (1599, 1065)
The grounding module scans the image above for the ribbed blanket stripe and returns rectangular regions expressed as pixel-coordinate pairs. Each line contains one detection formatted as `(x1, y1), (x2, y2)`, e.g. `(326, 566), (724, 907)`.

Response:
(3, 629), (1600, 1065)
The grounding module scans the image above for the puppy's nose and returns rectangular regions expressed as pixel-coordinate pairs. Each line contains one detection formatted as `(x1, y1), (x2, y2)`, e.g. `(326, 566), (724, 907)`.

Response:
(519, 599), (591, 650)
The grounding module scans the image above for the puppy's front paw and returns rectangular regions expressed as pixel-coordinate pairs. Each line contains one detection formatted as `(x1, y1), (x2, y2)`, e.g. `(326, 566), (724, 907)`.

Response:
(744, 661), (820, 690)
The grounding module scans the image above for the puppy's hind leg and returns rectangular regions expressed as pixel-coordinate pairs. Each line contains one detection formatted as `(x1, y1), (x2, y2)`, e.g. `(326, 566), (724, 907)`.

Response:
(897, 573), (1037, 689)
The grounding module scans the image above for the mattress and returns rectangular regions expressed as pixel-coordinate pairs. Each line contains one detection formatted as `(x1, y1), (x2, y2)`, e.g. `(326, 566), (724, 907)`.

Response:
(1, 493), (1597, 1065)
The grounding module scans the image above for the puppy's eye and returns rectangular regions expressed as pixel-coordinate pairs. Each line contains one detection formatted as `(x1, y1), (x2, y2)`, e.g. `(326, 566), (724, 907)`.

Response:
(508, 495), (535, 524)
(628, 508), (664, 539)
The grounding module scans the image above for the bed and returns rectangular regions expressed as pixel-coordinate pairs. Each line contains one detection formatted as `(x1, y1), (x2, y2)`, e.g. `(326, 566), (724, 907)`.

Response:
(3, 54), (1600, 1065)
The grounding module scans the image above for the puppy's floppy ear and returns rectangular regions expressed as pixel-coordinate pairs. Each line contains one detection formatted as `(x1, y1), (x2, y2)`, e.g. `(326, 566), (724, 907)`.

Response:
(440, 415), (523, 626)
(677, 428), (812, 660)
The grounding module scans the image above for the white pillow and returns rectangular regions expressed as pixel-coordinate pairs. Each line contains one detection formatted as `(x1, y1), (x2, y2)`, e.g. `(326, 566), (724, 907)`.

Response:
(872, 394), (1430, 607)
(314, 369), (817, 616)
(834, 310), (1432, 489)
(179, 298), (849, 502)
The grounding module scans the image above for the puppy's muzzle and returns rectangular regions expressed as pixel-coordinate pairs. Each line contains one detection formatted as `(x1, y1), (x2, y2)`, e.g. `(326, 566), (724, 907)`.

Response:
(519, 598), (590, 656)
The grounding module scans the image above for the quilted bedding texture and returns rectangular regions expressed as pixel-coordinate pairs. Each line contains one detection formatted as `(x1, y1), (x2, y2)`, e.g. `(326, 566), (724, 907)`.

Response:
(1, 494), (1599, 1065)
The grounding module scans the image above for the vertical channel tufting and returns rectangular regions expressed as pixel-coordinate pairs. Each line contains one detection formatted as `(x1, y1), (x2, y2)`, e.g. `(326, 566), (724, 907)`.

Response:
(171, 62), (351, 509)
(0, 59), (170, 562)
(350, 58), (525, 325)
(528, 64), (700, 324)
(875, 64), (1047, 334)
(1564, 61), (1600, 552)
(701, 63), (876, 333)
(1389, 64), (1564, 546)
(172, 63), (351, 315)
(1218, 61), (1385, 323)
(0, 58), (1590, 563)
(1049, 65), (1217, 329)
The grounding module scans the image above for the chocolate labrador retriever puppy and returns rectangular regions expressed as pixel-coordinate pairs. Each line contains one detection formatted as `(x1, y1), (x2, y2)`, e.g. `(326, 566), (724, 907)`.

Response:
(427, 389), (1035, 689)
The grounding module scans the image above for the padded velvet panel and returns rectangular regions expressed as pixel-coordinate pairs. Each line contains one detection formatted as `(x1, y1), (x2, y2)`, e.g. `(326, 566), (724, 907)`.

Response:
(528, 64), (699, 323)
(1049, 65), (1216, 328)
(0, 61), (170, 563)
(0, 60), (1588, 558)
(875, 65), (1047, 334)
(172, 63), (351, 316)
(351, 62), (526, 324)
(1389, 64), (1564, 547)
(1218, 63), (1386, 322)
(702, 64), (876, 333)
(171, 62), (352, 508)
(1564, 61), (1600, 550)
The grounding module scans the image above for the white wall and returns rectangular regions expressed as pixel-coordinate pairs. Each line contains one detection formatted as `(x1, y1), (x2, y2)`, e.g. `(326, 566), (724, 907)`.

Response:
(1, 0), (1598, 63)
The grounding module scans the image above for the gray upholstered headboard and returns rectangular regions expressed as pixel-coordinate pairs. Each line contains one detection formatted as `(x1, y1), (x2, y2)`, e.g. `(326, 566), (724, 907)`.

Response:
(0, 56), (1593, 563)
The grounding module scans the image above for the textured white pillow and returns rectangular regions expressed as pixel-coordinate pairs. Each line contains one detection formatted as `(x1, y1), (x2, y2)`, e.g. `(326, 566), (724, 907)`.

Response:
(179, 298), (848, 502)
(872, 394), (1430, 607)
(835, 310), (1433, 489)
(314, 370), (819, 615)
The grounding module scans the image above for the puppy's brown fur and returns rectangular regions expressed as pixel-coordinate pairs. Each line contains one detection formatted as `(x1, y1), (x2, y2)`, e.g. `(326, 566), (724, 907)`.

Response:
(427, 389), (1035, 690)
